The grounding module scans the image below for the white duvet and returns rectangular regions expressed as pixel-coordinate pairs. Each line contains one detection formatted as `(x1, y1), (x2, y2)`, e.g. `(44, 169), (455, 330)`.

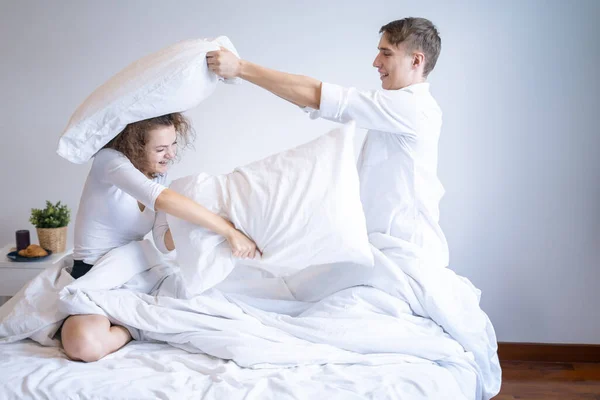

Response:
(0, 235), (500, 399)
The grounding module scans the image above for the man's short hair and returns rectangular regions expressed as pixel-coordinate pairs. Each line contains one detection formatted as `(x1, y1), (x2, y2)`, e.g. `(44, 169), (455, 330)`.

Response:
(380, 18), (441, 77)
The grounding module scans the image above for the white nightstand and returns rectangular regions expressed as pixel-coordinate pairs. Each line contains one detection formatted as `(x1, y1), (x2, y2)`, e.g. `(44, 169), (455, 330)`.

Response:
(0, 244), (72, 300)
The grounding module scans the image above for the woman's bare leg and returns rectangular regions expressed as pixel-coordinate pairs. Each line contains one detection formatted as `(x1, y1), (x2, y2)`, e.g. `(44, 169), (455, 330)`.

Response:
(61, 314), (131, 362)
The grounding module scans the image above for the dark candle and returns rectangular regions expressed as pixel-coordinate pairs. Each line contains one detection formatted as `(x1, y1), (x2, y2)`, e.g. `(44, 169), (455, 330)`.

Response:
(16, 230), (30, 251)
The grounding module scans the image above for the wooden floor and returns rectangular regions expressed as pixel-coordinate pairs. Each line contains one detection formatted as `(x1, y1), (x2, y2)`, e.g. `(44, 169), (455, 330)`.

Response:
(496, 360), (600, 399)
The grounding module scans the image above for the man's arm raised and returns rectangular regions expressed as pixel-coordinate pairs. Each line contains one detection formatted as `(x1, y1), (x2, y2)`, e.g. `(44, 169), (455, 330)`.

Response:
(207, 48), (321, 109)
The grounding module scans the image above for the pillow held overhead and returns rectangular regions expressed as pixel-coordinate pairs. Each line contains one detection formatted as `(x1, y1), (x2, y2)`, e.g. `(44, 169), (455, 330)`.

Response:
(57, 36), (239, 164)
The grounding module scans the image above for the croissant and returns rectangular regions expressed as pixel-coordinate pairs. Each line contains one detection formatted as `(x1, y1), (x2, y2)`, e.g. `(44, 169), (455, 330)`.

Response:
(18, 244), (48, 258)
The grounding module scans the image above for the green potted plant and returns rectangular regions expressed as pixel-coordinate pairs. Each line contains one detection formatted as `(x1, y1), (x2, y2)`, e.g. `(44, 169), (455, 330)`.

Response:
(29, 200), (71, 253)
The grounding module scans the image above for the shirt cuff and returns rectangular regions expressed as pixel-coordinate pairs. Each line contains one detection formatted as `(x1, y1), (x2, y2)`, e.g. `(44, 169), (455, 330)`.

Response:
(154, 235), (170, 254)
(318, 82), (346, 121)
(153, 211), (172, 254)
(154, 234), (172, 254)
(299, 82), (346, 121)
(299, 105), (321, 120)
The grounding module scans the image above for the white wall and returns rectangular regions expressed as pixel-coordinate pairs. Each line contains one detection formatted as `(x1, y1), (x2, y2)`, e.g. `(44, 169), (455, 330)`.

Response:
(1, 0), (598, 344)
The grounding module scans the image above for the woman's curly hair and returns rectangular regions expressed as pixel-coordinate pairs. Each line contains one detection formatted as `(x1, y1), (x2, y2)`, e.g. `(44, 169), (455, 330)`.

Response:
(103, 113), (195, 176)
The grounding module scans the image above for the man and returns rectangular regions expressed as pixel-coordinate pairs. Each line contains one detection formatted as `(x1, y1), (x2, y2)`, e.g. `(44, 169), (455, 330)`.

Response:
(208, 17), (448, 269)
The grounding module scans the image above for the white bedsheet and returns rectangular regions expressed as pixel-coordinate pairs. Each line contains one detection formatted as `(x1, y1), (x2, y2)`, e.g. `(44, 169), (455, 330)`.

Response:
(0, 341), (472, 399)
(0, 236), (501, 399)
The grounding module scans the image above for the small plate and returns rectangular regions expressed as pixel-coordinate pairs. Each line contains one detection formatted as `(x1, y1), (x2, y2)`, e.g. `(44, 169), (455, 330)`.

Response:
(7, 249), (53, 262)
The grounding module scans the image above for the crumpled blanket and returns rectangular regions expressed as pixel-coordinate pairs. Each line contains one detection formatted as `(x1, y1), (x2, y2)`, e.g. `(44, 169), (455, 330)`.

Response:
(0, 236), (500, 399)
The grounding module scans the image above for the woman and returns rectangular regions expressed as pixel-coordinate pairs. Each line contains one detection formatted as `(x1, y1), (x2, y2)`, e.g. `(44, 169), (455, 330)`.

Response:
(61, 113), (259, 362)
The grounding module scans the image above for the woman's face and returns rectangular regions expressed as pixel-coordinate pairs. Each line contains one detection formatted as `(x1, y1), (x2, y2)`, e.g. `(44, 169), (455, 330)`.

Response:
(144, 125), (178, 177)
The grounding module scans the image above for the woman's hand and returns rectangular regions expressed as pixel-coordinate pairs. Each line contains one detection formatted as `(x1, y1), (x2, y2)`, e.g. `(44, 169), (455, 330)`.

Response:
(225, 228), (261, 259)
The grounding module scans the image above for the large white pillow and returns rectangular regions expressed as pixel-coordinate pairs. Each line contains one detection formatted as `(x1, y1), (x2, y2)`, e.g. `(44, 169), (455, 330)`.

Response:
(168, 122), (373, 297)
(57, 36), (239, 164)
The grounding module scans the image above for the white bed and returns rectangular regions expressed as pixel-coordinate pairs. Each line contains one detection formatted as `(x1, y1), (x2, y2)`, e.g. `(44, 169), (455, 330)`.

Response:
(0, 340), (472, 399)
(0, 239), (501, 400)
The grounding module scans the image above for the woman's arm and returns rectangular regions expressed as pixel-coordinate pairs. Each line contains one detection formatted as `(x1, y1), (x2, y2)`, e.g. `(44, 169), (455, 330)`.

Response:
(154, 188), (259, 258)
(94, 149), (260, 258)
(98, 150), (259, 259)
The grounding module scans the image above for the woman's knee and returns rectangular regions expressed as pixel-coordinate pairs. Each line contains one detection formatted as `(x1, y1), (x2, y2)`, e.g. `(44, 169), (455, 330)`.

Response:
(61, 315), (109, 362)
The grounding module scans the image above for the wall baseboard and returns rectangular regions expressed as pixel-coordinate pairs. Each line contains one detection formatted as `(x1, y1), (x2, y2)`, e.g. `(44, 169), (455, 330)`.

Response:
(498, 342), (600, 363)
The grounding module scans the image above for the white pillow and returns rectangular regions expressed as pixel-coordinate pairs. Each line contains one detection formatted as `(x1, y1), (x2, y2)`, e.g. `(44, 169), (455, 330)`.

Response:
(57, 36), (239, 164)
(167, 122), (374, 297)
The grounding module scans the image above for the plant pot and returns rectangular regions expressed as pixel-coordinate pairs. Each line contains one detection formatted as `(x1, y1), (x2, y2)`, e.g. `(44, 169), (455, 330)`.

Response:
(36, 226), (67, 253)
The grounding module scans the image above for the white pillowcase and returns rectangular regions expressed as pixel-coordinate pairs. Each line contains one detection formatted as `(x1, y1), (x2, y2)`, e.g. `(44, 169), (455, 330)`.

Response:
(168, 122), (373, 297)
(57, 36), (239, 164)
